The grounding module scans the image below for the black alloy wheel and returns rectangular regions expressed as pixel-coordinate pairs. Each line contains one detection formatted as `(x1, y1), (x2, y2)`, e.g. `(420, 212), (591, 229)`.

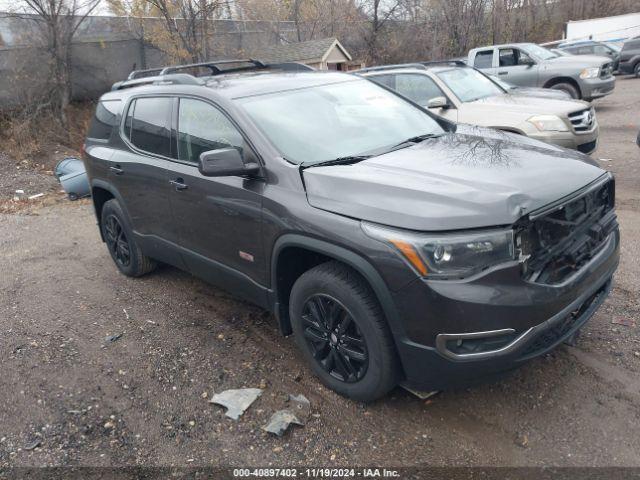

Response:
(301, 294), (368, 383)
(104, 214), (131, 268)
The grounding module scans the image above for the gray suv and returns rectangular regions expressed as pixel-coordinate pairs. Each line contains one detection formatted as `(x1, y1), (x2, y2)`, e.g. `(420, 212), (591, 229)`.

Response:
(84, 60), (619, 401)
(619, 37), (640, 76)
(468, 43), (615, 100)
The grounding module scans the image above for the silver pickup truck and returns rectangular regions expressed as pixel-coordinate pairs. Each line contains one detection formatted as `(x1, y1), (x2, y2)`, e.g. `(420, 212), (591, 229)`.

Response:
(468, 43), (615, 101)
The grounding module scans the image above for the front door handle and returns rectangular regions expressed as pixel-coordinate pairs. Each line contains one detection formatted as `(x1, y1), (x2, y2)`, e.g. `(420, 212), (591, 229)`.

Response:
(110, 165), (124, 175)
(498, 71), (508, 75)
(170, 178), (188, 191)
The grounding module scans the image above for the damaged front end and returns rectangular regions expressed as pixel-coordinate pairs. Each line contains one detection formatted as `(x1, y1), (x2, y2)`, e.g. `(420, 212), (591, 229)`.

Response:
(516, 174), (617, 285)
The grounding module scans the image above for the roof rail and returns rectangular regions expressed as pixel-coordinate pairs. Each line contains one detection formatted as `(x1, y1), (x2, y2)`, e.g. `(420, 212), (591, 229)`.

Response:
(111, 73), (205, 91)
(114, 59), (315, 91)
(419, 60), (468, 67)
(354, 63), (427, 74)
(127, 67), (164, 80)
(159, 59), (266, 75)
(158, 59), (314, 75)
(355, 60), (469, 75)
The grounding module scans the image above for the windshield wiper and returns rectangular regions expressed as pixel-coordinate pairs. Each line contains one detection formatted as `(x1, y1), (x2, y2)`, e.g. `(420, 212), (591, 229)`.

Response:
(302, 155), (373, 169)
(388, 133), (443, 151)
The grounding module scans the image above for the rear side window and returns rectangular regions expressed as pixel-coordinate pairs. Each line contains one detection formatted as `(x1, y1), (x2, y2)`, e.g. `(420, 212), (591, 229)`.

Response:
(125, 97), (172, 157)
(87, 100), (120, 140)
(474, 50), (493, 69)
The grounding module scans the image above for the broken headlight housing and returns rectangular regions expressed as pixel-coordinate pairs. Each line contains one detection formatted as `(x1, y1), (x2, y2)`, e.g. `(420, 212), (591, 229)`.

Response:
(362, 222), (515, 279)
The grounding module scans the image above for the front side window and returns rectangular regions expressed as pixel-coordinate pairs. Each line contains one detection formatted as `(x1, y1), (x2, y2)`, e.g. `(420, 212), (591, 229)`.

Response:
(127, 97), (172, 157)
(237, 79), (443, 165)
(474, 50), (494, 69)
(436, 67), (504, 102)
(87, 100), (120, 140)
(177, 98), (245, 163)
(394, 74), (445, 106)
(499, 48), (517, 67)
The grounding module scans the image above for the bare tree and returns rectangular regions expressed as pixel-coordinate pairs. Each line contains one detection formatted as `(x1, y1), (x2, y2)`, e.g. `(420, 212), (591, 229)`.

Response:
(357, 0), (402, 63)
(6, 0), (100, 125)
(146, 0), (234, 61)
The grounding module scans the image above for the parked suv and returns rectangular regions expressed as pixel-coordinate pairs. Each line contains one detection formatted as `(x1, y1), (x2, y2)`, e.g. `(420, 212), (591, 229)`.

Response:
(84, 60), (619, 401)
(468, 43), (615, 100)
(557, 40), (621, 72)
(619, 36), (640, 76)
(359, 62), (599, 154)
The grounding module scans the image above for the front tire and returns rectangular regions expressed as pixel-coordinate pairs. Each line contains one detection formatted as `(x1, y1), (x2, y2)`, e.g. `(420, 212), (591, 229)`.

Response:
(101, 199), (156, 277)
(550, 82), (579, 99)
(289, 261), (399, 401)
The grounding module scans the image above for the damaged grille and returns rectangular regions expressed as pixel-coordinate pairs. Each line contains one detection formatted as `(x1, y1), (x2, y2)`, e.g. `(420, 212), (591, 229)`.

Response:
(517, 177), (617, 285)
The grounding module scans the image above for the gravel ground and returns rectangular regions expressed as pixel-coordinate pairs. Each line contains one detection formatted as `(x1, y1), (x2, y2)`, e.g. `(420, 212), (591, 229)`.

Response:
(0, 76), (639, 470)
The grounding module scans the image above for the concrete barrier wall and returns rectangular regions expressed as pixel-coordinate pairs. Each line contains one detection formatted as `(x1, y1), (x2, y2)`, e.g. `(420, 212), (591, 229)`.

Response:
(0, 16), (298, 107)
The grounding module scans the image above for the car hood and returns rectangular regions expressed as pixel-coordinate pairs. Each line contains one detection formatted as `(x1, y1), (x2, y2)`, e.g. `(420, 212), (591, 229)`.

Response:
(468, 93), (589, 116)
(510, 87), (570, 100)
(544, 54), (611, 67)
(303, 129), (605, 231)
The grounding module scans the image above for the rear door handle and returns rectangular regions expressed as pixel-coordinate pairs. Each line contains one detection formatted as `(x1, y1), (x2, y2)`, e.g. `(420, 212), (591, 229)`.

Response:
(498, 71), (508, 75)
(110, 165), (124, 175)
(170, 178), (188, 191)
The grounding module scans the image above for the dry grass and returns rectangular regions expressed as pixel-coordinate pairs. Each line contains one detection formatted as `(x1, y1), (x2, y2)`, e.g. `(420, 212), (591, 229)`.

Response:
(0, 101), (94, 168)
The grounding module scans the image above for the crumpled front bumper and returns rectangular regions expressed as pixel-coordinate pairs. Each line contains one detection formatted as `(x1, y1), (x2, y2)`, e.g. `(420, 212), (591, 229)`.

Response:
(391, 228), (619, 391)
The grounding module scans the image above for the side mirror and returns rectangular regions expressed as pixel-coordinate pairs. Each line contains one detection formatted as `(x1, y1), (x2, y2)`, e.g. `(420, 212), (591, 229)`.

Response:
(523, 59), (535, 67)
(427, 96), (449, 109)
(198, 148), (260, 177)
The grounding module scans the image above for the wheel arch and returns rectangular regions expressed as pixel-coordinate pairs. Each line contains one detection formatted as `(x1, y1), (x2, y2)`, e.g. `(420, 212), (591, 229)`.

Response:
(270, 235), (404, 344)
(90, 179), (130, 242)
(542, 77), (582, 98)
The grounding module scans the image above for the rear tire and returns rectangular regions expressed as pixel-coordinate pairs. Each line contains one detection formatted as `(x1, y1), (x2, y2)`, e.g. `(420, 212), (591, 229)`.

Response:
(289, 261), (399, 402)
(101, 199), (156, 277)
(550, 82), (579, 99)
(634, 62), (640, 78)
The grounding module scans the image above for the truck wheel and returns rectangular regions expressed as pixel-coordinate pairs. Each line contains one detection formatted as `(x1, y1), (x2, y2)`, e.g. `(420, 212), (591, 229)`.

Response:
(550, 82), (579, 99)
(101, 199), (157, 277)
(634, 62), (640, 78)
(289, 261), (399, 402)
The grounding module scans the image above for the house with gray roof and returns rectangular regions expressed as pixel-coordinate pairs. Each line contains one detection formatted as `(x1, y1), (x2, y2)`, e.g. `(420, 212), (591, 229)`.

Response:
(250, 37), (353, 71)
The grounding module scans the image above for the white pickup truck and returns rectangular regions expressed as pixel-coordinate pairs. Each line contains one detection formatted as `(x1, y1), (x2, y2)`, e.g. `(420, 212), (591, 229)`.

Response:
(467, 43), (615, 101)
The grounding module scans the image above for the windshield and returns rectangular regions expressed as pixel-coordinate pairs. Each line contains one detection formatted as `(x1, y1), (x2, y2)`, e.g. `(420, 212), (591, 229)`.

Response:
(236, 79), (444, 165)
(436, 68), (504, 102)
(522, 44), (558, 60)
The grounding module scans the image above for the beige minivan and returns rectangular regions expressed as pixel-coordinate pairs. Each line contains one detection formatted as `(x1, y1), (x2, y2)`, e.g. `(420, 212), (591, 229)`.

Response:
(359, 63), (599, 154)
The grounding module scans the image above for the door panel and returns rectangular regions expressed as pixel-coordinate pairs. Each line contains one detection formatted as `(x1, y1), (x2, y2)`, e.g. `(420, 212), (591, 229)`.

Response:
(496, 48), (538, 87)
(109, 96), (181, 265)
(168, 97), (267, 291)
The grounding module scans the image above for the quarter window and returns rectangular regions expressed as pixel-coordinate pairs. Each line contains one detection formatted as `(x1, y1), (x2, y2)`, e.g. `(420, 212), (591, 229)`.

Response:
(87, 100), (120, 140)
(126, 97), (172, 157)
(177, 98), (245, 164)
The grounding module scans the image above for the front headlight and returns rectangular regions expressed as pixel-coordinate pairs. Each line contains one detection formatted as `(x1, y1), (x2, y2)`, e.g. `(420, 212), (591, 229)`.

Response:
(580, 67), (600, 79)
(362, 222), (515, 279)
(527, 115), (569, 132)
